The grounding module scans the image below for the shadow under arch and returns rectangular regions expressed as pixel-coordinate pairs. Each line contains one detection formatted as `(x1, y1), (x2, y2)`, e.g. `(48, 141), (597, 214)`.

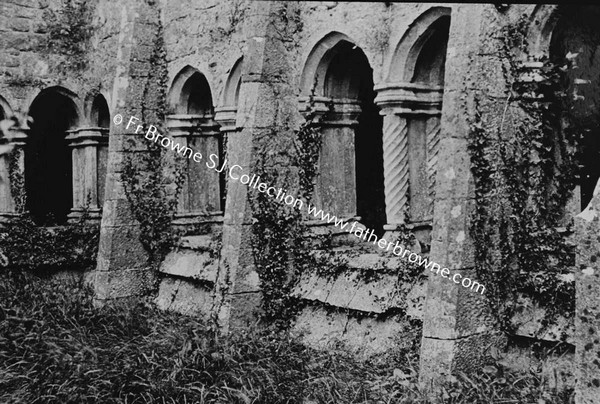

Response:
(299, 31), (386, 235)
(27, 86), (82, 224)
(168, 65), (214, 115)
(167, 65), (224, 220)
(386, 7), (451, 83)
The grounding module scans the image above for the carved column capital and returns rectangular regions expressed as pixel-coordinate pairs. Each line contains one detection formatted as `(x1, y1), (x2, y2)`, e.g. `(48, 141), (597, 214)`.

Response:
(167, 114), (220, 138)
(214, 106), (238, 132)
(374, 82), (443, 116)
(65, 127), (109, 147)
(298, 96), (362, 126)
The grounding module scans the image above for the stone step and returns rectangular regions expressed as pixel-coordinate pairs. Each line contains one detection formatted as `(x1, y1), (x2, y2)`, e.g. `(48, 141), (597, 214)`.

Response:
(158, 248), (218, 282)
(155, 277), (213, 319)
(292, 268), (425, 316)
(293, 248), (427, 316)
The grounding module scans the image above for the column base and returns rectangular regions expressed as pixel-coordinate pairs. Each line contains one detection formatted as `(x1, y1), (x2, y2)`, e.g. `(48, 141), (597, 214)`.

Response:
(384, 221), (432, 253)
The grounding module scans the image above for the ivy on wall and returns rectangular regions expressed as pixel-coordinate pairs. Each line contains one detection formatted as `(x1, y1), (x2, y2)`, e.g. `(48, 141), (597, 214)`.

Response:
(248, 4), (426, 327)
(42, 0), (95, 71)
(468, 12), (578, 333)
(0, 215), (99, 273)
(120, 18), (184, 267)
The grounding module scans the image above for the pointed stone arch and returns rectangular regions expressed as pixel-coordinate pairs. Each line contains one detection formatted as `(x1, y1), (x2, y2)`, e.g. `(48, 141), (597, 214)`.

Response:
(375, 8), (451, 247)
(27, 86), (82, 224)
(216, 57), (244, 132)
(167, 65), (223, 223)
(386, 7), (451, 83)
(168, 65), (214, 115)
(299, 32), (386, 235)
(66, 91), (111, 221)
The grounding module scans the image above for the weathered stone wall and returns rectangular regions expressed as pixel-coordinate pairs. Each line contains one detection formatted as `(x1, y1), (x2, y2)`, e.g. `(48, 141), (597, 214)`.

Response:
(0, 0), (121, 120)
(1, 2), (595, 400)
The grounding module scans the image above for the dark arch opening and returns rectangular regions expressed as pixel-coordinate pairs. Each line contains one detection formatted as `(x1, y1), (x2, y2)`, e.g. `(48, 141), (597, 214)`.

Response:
(27, 91), (78, 225)
(182, 72), (213, 115)
(91, 94), (110, 128)
(411, 16), (450, 85)
(550, 6), (600, 210)
(324, 42), (386, 234)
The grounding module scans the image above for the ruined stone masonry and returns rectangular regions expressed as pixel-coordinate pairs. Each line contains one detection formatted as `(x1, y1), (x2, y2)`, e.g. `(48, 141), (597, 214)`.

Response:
(0, 1), (598, 401)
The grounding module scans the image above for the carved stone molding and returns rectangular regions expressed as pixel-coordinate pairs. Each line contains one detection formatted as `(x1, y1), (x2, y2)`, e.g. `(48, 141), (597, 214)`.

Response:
(298, 96), (362, 126)
(374, 82), (443, 116)
(214, 106), (238, 132)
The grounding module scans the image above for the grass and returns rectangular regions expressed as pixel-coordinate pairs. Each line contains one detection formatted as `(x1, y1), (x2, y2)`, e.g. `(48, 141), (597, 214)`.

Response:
(0, 269), (574, 403)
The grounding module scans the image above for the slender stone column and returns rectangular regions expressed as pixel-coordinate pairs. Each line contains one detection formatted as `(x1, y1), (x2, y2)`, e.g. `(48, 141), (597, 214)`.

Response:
(380, 113), (409, 233)
(0, 125), (27, 220)
(215, 105), (240, 212)
(297, 97), (360, 221)
(166, 114), (222, 224)
(190, 117), (221, 215)
(66, 127), (108, 221)
(317, 100), (361, 219)
(166, 114), (198, 217)
(374, 82), (442, 240)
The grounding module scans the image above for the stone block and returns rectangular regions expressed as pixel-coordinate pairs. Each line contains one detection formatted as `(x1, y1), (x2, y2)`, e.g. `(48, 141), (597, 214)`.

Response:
(433, 137), (475, 200)
(155, 277), (213, 319)
(429, 197), (477, 270)
(292, 265), (426, 315)
(96, 224), (149, 272)
(227, 292), (262, 330)
(422, 268), (494, 339)
(293, 305), (420, 357)
(8, 17), (29, 33)
(99, 192), (139, 225)
(419, 332), (506, 386)
(92, 267), (154, 300)
(159, 249), (218, 283)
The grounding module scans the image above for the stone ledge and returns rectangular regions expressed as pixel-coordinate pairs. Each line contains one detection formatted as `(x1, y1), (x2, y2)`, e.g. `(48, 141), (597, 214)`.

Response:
(158, 249), (218, 282)
(292, 268), (425, 317)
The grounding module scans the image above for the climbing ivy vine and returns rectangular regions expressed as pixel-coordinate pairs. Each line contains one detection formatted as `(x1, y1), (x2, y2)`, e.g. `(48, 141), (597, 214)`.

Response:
(42, 0), (95, 71)
(468, 12), (578, 333)
(120, 18), (184, 267)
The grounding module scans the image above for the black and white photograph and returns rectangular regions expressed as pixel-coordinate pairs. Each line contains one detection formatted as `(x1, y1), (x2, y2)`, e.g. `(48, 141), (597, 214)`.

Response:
(0, 1), (598, 402)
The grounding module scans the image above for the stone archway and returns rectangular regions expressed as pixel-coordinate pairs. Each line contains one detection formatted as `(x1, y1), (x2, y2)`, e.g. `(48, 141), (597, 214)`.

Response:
(167, 66), (222, 221)
(27, 87), (81, 225)
(375, 7), (450, 248)
(300, 33), (385, 235)
(66, 93), (110, 221)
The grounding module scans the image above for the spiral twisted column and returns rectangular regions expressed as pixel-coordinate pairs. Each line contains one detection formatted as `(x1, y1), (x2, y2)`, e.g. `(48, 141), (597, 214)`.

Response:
(426, 116), (441, 220)
(375, 82), (443, 239)
(381, 114), (409, 227)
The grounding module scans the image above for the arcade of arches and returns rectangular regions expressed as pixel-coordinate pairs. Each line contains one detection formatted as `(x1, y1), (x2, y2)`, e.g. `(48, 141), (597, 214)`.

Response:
(1, 3), (600, 402)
